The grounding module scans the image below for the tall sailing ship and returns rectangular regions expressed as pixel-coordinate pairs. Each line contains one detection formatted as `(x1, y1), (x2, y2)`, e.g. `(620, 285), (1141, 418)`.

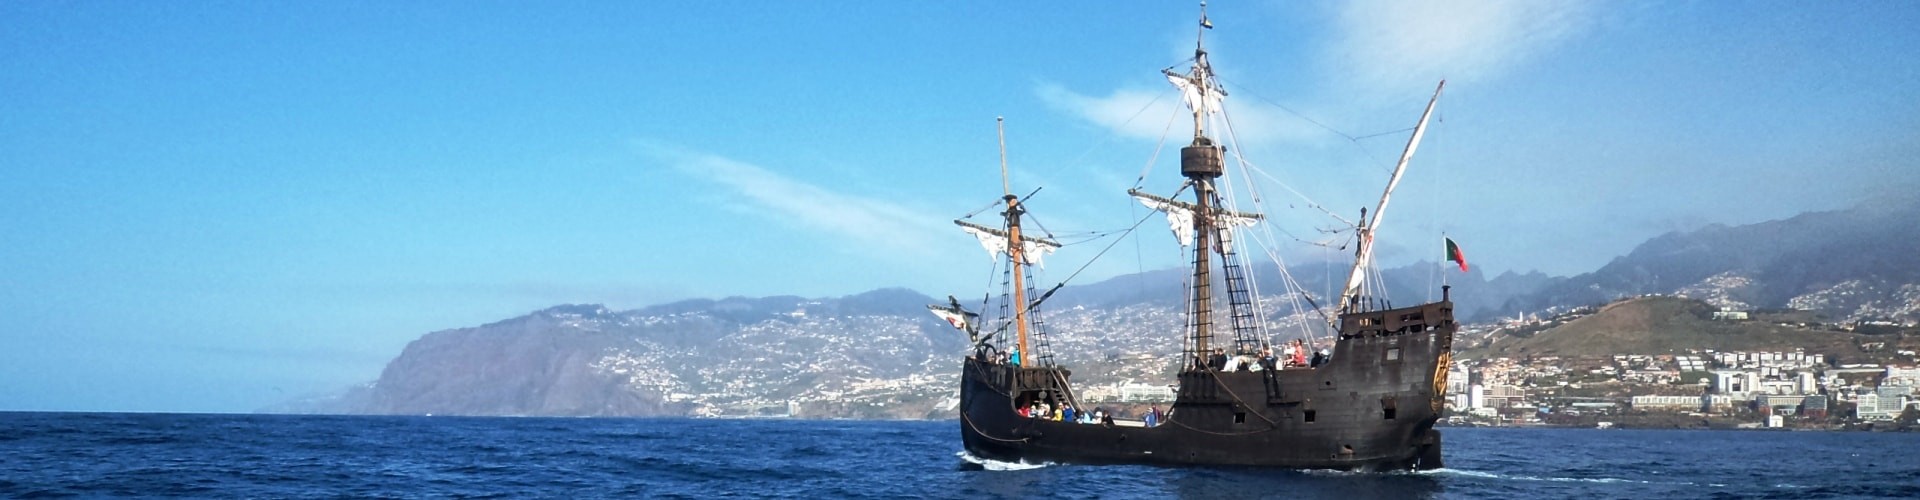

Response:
(932, 6), (1456, 471)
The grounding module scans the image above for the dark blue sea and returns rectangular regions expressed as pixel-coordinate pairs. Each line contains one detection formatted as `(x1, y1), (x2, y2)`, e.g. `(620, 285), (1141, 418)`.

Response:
(1, 413), (1915, 498)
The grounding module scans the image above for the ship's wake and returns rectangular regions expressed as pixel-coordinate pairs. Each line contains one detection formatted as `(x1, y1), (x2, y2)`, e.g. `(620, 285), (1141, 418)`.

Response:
(954, 451), (1052, 471)
(1413, 468), (1724, 487)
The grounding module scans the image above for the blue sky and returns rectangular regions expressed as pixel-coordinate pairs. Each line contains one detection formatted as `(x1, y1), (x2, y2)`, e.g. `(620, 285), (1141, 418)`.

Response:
(3, 1), (1916, 412)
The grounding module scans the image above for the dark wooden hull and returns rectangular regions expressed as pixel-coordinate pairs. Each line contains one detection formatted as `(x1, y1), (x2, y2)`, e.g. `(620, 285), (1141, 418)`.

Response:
(960, 300), (1454, 471)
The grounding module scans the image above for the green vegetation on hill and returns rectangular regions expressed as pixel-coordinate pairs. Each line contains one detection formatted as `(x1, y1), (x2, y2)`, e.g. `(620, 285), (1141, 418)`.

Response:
(1465, 296), (1903, 360)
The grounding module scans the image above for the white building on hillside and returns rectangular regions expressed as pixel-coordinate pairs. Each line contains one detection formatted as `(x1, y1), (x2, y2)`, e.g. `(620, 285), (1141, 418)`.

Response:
(1857, 385), (1915, 420)
(1712, 370), (1762, 399)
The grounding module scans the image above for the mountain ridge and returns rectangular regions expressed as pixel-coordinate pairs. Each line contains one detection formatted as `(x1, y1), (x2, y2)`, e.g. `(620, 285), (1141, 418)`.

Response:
(1508, 202), (1920, 321)
(284, 202), (1920, 417)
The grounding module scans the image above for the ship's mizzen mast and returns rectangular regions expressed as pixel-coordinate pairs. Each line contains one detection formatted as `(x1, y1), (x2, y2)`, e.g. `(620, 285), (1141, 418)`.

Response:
(1336, 80), (1446, 315)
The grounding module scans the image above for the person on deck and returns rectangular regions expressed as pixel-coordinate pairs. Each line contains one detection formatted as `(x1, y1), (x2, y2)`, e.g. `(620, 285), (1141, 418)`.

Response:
(1291, 339), (1308, 367)
(1208, 348), (1228, 371)
(1145, 406), (1160, 427)
(1010, 349), (1022, 366)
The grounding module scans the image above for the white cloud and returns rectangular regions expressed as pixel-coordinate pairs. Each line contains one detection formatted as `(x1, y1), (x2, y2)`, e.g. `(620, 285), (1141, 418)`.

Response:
(1035, 83), (1181, 141)
(640, 144), (948, 259)
(1325, 0), (1598, 97)
(1033, 1), (1601, 149)
(1036, 81), (1325, 149)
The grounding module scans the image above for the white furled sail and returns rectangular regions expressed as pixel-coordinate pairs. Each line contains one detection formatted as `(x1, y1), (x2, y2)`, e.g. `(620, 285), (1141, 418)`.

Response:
(1134, 192), (1197, 246)
(1020, 240), (1057, 267)
(927, 304), (977, 331)
(1129, 189), (1260, 248)
(1166, 72), (1225, 117)
(961, 224), (1010, 258)
(956, 220), (1061, 267)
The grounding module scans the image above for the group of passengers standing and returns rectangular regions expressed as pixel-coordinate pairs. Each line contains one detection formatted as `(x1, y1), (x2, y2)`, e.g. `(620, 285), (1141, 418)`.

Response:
(1204, 338), (1329, 372)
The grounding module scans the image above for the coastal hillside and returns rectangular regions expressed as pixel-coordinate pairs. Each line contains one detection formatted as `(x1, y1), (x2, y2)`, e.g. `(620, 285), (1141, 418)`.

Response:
(1464, 296), (1903, 361)
(288, 202), (1920, 418)
(325, 290), (970, 418)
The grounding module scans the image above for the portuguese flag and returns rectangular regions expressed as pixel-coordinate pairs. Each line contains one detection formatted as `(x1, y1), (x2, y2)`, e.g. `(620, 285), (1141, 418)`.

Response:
(1445, 237), (1468, 272)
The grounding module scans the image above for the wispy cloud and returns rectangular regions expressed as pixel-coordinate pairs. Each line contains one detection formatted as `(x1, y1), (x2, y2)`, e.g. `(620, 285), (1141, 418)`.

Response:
(1035, 83), (1181, 141)
(1035, 81), (1325, 148)
(1324, 0), (1599, 98)
(1040, 1), (1605, 162)
(1033, 2), (1600, 148)
(639, 143), (948, 260)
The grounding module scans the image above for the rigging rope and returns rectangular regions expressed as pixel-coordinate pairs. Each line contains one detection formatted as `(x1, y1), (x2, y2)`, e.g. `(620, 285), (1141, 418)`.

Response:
(1234, 157), (1346, 225)
(960, 410), (1032, 444)
(960, 198), (1005, 220)
(1352, 126), (1417, 141)
(1061, 93), (1169, 179)
(1134, 102), (1184, 189)
(1212, 116), (1281, 343)
(1218, 77), (1406, 174)
(1215, 99), (1333, 346)
(1218, 76), (1354, 142)
(1023, 188), (1180, 312)
(1025, 212), (1057, 241)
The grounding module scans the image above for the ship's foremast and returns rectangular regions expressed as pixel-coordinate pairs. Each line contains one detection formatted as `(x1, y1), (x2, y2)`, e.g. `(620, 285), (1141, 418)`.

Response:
(952, 118), (1061, 369)
(996, 118), (1033, 367)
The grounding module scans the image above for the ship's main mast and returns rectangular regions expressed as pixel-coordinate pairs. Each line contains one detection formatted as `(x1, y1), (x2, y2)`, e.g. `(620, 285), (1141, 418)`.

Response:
(1166, 1), (1249, 361)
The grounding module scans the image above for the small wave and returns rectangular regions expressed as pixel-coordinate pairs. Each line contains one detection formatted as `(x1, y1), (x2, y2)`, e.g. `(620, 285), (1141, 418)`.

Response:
(1417, 468), (1498, 479)
(954, 451), (1050, 471)
(1419, 468), (1662, 485)
(1298, 468), (1394, 477)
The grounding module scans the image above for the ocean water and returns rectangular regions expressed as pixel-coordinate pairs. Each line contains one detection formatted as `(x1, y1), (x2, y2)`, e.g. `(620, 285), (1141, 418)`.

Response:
(1, 413), (1915, 499)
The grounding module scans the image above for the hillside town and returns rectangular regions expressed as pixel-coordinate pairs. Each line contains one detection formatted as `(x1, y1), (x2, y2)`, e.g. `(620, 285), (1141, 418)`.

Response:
(328, 277), (1920, 428)
(1434, 313), (1920, 428)
(1059, 304), (1920, 430)
(1062, 349), (1920, 430)
(636, 293), (1920, 427)
(1441, 350), (1919, 429)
